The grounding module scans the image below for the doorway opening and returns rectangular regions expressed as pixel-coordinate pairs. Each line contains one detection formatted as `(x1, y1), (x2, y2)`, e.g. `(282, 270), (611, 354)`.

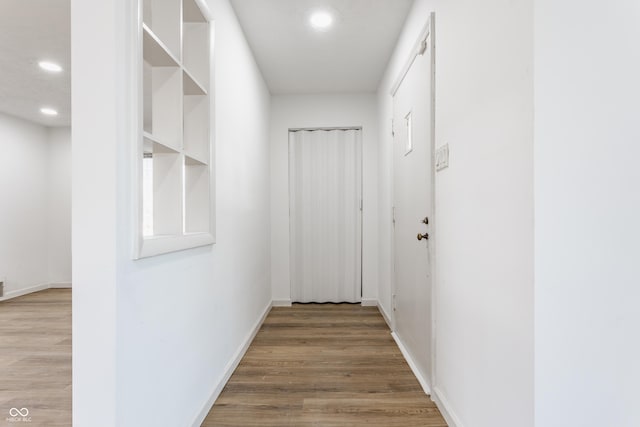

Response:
(288, 127), (363, 303)
(389, 14), (436, 394)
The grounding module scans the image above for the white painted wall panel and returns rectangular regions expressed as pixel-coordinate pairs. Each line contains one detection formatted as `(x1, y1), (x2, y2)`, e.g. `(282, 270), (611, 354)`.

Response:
(534, 0), (640, 425)
(0, 113), (49, 296)
(72, 0), (120, 422)
(72, 0), (272, 425)
(47, 127), (72, 285)
(378, 1), (534, 426)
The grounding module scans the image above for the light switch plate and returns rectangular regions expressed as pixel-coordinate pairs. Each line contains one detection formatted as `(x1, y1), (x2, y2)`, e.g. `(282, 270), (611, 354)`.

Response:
(436, 144), (449, 171)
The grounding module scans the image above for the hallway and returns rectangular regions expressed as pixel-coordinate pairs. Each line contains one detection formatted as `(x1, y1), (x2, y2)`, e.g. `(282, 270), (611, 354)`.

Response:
(203, 304), (447, 426)
(0, 290), (445, 426)
(63, 0), (640, 424)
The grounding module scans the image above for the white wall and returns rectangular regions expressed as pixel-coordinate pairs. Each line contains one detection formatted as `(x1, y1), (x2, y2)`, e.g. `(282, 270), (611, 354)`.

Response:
(0, 113), (49, 296)
(534, 0), (640, 426)
(72, 0), (271, 425)
(270, 93), (379, 303)
(72, 0), (120, 421)
(378, 1), (534, 426)
(0, 113), (71, 298)
(47, 127), (72, 285)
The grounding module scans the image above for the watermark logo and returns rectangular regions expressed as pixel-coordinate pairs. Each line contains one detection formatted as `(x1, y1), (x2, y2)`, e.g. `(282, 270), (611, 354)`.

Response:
(6, 408), (31, 423)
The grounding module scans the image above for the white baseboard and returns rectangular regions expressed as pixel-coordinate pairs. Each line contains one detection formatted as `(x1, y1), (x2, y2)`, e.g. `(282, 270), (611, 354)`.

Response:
(377, 302), (393, 329)
(0, 283), (50, 302)
(432, 386), (464, 427)
(272, 299), (292, 307)
(391, 332), (431, 395)
(49, 282), (72, 289)
(190, 301), (272, 427)
(361, 298), (377, 307)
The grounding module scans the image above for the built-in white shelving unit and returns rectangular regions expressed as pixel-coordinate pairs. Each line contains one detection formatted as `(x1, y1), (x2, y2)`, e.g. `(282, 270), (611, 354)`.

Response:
(136, 0), (214, 259)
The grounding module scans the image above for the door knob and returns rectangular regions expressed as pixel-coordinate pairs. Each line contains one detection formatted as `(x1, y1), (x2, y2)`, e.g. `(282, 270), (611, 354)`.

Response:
(417, 233), (429, 241)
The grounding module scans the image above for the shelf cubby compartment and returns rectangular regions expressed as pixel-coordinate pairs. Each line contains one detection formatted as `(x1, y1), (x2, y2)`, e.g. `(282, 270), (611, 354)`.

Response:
(183, 93), (209, 164)
(136, 0), (213, 258)
(184, 156), (210, 234)
(142, 136), (183, 237)
(143, 31), (182, 150)
(143, 0), (181, 59)
(182, 0), (209, 90)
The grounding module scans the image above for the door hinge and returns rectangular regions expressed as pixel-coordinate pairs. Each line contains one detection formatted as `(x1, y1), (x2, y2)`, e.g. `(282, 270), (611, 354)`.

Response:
(392, 206), (396, 226)
(360, 199), (363, 211)
(392, 293), (397, 311)
(391, 118), (395, 137)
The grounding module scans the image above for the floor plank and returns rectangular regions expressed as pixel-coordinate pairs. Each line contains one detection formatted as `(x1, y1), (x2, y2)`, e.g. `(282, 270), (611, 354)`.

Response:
(0, 289), (71, 426)
(202, 304), (447, 427)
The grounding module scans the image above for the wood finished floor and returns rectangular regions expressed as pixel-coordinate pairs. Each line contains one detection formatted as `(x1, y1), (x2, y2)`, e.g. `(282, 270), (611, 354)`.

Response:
(0, 289), (71, 427)
(202, 304), (447, 427)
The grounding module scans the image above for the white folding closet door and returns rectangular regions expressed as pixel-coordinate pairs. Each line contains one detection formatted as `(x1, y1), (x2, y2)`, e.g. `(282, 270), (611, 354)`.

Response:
(289, 129), (362, 303)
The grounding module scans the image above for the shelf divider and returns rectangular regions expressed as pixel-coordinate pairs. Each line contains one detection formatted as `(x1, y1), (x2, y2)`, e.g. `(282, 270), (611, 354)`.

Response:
(185, 152), (208, 166)
(143, 24), (180, 67)
(143, 132), (180, 154)
(183, 69), (207, 96)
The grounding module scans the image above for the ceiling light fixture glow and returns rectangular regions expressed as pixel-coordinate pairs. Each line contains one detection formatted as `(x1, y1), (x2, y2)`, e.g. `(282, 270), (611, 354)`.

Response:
(310, 11), (333, 30)
(38, 61), (63, 73)
(40, 107), (58, 116)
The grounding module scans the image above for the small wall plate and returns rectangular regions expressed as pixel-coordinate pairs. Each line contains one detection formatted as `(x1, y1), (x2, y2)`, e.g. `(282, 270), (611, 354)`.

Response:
(436, 144), (449, 171)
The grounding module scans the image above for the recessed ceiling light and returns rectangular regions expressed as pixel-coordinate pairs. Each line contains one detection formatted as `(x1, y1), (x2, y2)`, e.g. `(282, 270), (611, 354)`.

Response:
(40, 107), (58, 116)
(310, 11), (333, 30)
(38, 61), (63, 73)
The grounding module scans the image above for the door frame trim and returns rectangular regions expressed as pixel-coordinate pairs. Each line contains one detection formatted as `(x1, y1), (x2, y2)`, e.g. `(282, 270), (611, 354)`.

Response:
(389, 12), (437, 391)
(390, 15), (434, 97)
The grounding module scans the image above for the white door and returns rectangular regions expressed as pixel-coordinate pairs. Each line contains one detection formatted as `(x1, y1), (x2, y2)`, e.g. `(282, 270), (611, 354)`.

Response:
(392, 24), (434, 387)
(289, 129), (362, 303)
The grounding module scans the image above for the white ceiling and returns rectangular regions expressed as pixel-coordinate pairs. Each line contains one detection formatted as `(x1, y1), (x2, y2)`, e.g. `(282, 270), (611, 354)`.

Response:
(230, 0), (414, 94)
(0, 1), (409, 126)
(0, 0), (70, 127)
